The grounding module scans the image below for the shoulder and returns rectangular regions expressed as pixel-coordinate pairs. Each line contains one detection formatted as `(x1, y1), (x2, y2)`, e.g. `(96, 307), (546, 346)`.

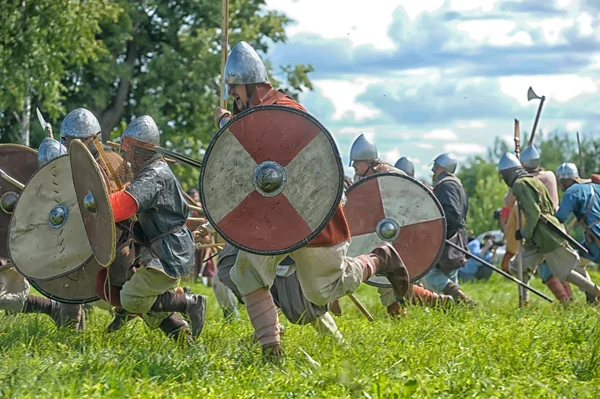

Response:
(274, 96), (307, 112)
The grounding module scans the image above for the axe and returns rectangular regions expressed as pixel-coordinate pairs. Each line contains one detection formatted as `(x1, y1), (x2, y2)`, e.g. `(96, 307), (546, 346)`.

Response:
(527, 87), (546, 146)
(36, 108), (53, 139)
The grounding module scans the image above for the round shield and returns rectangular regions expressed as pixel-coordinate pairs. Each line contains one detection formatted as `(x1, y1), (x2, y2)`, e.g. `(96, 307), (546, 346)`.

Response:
(29, 257), (102, 304)
(345, 173), (446, 286)
(0, 144), (38, 259)
(9, 155), (93, 280)
(200, 105), (344, 255)
(69, 140), (116, 267)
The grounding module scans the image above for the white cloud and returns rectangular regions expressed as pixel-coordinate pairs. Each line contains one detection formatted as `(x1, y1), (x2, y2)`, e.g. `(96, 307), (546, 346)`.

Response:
(338, 127), (376, 135)
(566, 121), (583, 131)
(456, 121), (487, 129)
(382, 148), (401, 164)
(423, 129), (458, 141)
(498, 75), (599, 105)
(444, 143), (487, 154)
(416, 143), (434, 149)
(313, 79), (383, 121)
(265, 0), (398, 49)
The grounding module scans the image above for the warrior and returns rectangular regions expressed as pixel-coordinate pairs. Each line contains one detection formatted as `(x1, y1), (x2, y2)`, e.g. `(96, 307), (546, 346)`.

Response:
(97, 115), (206, 342)
(422, 153), (476, 305)
(555, 162), (600, 304)
(0, 138), (84, 330)
(498, 152), (600, 299)
(213, 41), (409, 360)
(503, 146), (572, 304)
(394, 157), (415, 178)
(349, 135), (454, 316)
(215, 244), (343, 341)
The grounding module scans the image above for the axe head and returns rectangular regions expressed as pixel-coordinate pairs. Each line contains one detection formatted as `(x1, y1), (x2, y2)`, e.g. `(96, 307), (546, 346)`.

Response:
(527, 87), (543, 101)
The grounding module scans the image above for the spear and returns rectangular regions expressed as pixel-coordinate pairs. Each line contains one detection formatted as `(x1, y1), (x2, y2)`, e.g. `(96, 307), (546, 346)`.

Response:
(220, 0), (229, 109)
(514, 119), (528, 307)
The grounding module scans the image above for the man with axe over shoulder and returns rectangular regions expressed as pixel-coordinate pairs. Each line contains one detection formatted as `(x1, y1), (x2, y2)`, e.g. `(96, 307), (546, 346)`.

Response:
(555, 162), (600, 305)
(504, 144), (573, 304)
(498, 152), (600, 299)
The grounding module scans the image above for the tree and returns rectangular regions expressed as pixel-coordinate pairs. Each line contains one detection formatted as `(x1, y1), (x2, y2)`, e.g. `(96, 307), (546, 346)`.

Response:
(0, 0), (120, 146)
(60, 0), (314, 190)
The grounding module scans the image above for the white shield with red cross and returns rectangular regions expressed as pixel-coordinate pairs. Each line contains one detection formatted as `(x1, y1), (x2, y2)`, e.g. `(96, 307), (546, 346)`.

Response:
(345, 173), (446, 286)
(200, 105), (344, 255)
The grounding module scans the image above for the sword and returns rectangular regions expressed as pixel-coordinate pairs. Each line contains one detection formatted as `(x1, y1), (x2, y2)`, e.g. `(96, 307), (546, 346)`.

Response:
(153, 146), (203, 169)
(0, 168), (25, 190)
(36, 108), (53, 139)
(539, 214), (589, 255)
(444, 240), (553, 303)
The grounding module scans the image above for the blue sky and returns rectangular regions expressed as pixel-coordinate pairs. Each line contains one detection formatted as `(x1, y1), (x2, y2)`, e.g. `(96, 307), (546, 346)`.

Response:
(264, 0), (600, 179)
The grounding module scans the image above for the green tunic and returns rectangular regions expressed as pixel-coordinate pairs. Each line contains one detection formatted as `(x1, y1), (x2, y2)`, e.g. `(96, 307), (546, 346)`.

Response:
(511, 176), (566, 253)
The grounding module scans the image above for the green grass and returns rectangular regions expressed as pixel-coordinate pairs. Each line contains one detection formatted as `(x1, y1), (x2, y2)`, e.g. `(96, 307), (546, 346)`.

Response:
(2, 271), (600, 398)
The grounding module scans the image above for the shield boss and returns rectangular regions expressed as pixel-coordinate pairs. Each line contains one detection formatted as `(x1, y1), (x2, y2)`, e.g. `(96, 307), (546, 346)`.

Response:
(344, 173), (446, 287)
(8, 156), (93, 280)
(200, 105), (344, 255)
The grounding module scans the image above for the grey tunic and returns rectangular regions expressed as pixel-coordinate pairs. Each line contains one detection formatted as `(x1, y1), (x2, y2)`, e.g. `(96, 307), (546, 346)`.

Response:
(217, 244), (328, 324)
(125, 158), (194, 278)
(433, 171), (469, 238)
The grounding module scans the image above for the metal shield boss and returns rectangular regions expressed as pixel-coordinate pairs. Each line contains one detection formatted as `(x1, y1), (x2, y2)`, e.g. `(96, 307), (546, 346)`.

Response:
(0, 144), (38, 259)
(200, 105), (344, 255)
(69, 139), (116, 267)
(344, 173), (446, 287)
(8, 155), (94, 280)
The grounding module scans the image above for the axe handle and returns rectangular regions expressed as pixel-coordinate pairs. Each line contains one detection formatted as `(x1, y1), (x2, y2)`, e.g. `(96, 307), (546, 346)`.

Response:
(444, 239), (553, 303)
(0, 171), (25, 190)
(528, 97), (545, 147)
(196, 243), (224, 249)
(92, 137), (123, 191)
(347, 294), (375, 321)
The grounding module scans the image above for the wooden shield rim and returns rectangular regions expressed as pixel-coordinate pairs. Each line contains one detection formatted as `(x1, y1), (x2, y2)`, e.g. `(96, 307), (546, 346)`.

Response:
(28, 257), (101, 304)
(8, 155), (94, 281)
(346, 173), (447, 285)
(0, 144), (38, 259)
(69, 140), (116, 267)
(199, 104), (344, 255)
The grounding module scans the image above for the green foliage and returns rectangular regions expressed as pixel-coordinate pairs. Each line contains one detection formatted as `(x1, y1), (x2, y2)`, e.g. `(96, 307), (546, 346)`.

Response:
(59, 0), (314, 190)
(458, 157), (506, 234)
(2, 274), (600, 397)
(0, 0), (120, 145)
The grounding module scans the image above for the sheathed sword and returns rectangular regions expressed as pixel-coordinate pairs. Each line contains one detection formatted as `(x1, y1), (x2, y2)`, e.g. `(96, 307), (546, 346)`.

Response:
(444, 240), (553, 303)
(539, 214), (589, 255)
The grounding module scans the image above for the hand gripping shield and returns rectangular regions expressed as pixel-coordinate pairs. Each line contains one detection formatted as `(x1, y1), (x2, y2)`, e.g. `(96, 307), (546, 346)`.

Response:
(344, 173), (446, 287)
(200, 105), (344, 255)
(8, 155), (94, 280)
(68, 139), (116, 267)
(0, 144), (39, 259)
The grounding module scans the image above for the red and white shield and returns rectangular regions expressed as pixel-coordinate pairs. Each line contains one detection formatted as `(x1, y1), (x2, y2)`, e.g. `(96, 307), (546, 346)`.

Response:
(200, 105), (344, 255)
(345, 173), (446, 286)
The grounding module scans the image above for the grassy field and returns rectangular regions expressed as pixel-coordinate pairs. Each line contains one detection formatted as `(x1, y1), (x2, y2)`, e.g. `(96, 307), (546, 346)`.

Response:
(1, 270), (600, 398)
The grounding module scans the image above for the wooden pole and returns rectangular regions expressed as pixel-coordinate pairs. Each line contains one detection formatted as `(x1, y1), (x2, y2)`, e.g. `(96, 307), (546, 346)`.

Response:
(347, 294), (374, 321)
(220, 0), (229, 109)
(514, 119), (528, 307)
(0, 169), (25, 190)
(92, 137), (123, 191)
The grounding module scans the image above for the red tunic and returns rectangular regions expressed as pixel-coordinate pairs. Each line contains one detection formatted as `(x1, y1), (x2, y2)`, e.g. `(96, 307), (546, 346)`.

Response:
(248, 85), (351, 248)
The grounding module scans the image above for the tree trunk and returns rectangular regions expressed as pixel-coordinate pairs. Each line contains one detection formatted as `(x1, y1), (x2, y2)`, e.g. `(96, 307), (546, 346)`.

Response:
(99, 40), (138, 142)
(21, 94), (31, 147)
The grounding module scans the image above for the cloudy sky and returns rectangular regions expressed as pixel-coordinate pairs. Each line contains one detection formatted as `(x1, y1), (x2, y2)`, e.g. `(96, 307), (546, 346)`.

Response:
(263, 0), (600, 179)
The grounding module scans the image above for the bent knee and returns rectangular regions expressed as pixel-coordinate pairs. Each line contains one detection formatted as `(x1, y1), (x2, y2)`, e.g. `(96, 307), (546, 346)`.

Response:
(120, 293), (152, 314)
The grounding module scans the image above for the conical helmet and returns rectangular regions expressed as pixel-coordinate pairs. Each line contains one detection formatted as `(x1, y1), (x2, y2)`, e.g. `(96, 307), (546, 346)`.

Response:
(60, 108), (101, 141)
(349, 134), (378, 166)
(223, 41), (269, 95)
(37, 137), (67, 167)
(394, 157), (415, 177)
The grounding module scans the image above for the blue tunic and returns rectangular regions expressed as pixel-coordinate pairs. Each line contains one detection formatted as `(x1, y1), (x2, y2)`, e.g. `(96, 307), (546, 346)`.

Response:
(555, 182), (600, 262)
